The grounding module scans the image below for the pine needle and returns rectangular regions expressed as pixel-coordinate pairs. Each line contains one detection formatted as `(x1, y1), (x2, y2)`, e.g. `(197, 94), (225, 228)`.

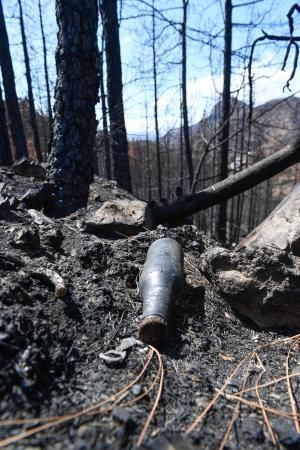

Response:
(0, 349), (154, 448)
(286, 337), (300, 433)
(218, 353), (253, 450)
(136, 345), (164, 447)
(255, 372), (276, 444)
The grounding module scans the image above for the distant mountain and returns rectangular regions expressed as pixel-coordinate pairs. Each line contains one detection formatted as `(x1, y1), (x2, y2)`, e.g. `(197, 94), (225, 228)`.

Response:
(164, 96), (300, 154)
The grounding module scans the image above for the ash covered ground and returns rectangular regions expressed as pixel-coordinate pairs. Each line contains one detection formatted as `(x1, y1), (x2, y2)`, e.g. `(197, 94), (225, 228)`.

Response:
(0, 168), (299, 450)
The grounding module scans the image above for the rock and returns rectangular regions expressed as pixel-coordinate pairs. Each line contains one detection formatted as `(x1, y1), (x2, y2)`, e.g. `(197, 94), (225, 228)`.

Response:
(12, 226), (41, 254)
(201, 185), (300, 329)
(40, 225), (64, 250)
(0, 196), (14, 220)
(13, 158), (46, 180)
(27, 210), (64, 250)
(80, 199), (147, 235)
(20, 183), (55, 210)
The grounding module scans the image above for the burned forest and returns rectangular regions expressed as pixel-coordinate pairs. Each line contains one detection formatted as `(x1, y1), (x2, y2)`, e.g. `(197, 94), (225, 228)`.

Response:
(0, 0), (300, 449)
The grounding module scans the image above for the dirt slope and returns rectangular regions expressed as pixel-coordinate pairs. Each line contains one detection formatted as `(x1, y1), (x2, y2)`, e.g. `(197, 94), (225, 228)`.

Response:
(0, 171), (299, 449)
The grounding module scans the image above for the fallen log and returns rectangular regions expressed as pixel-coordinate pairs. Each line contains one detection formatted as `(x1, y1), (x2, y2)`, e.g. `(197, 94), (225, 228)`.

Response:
(147, 137), (300, 227)
(201, 184), (300, 329)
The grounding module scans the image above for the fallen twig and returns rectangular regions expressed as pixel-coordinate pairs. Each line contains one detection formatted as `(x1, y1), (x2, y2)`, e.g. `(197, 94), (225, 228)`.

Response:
(136, 345), (164, 447)
(28, 267), (67, 298)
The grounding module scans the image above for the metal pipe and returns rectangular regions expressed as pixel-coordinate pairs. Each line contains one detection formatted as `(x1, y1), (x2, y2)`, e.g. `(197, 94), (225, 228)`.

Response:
(138, 238), (184, 346)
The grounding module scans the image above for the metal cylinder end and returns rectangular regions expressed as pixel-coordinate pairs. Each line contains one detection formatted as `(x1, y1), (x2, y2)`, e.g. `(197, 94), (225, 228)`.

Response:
(138, 315), (168, 347)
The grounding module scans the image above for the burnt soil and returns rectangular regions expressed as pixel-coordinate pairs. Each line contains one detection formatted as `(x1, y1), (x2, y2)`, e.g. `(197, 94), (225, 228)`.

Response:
(0, 169), (299, 450)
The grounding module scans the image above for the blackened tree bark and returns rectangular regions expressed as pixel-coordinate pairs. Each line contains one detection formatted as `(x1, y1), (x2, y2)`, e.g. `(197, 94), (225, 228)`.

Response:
(151, 1), (162, 199)
(0, 82), (12, 165)
(181, 0), (193, 190)
(216, 0), (232, 242)
(38, 0), (53, 137)
(100, 0), (132, 193)
(47, 0), (100, 215)
(0, 1), (27, 160)
(18, 0), (42, 162)
(99, 48), (111, 179)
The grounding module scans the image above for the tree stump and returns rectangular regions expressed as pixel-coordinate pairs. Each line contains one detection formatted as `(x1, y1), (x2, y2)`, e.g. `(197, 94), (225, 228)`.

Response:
(201, 184), (300, 329)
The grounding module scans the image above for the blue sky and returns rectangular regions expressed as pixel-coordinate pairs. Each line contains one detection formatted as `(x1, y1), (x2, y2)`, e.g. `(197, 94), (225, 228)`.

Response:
(3, 0), (300, 138)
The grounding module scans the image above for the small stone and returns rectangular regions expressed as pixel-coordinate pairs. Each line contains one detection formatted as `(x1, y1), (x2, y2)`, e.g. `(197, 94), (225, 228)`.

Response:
(12, 227), (40, 253)
(131, 384), (142, 396)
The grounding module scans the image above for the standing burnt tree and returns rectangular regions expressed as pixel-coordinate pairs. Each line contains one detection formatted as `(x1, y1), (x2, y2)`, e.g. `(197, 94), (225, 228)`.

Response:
(18, 0), (42, 162)
(100, 0), (132, 193)
(47, 0), (100, 215)
(181, 0), (193, 190)
(38, 0), (53, 137)
(0, 1), (27, 160)
(0, 82), (11, 165)
(217, 0), (232, 242)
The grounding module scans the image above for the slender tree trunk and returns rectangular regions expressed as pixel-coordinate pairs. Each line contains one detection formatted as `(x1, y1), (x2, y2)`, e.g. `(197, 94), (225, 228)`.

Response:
(0, 82), (12, 165)
(179, 99), (184, 189)
(38, 0), (53, 137)
(37, 78), (48, 156)
(151, 2), (162, 199)
(100, 0), (132, 192)
(145, 101), (152, 201)
(18, 0), (42, 162)
(216, 0), (233, 242)
(47, 0), (100, 216)
(0, 1), (27, 160)
(99, 48), (111, 179)
(182, 0), (193, 189)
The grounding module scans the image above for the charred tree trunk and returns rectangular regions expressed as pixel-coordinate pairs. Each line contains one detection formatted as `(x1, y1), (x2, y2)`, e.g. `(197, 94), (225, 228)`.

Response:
(0, 82), (12, 165)
(100, 0), (132, 192)
(99, 48), (111, 179)
(202, 184), (300, 329)
(47, 0), (100, 216)
(181, 0), (193, 190)
(216, 0), (232, 242)
(38, 0), (53, 137)
(152, 2), (162, 199)
(18, 0), (42, 162)
(145, 102), (152, 201)
(0, 1), (27, 160)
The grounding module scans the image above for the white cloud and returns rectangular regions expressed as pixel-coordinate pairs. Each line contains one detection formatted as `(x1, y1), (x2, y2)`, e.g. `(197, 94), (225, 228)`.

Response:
(122, 49), (300, 136)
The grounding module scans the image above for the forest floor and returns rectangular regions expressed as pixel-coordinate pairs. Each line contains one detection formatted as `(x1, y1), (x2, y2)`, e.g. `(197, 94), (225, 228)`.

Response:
(0, 168), (299, 450)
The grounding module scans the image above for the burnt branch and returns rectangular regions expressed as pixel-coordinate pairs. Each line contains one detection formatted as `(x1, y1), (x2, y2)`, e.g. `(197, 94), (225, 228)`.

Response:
(148, 137), (300, 226)
(287, 3), (300, 36)
(248, 5), (300, 120)
(283, 41), (299, 91)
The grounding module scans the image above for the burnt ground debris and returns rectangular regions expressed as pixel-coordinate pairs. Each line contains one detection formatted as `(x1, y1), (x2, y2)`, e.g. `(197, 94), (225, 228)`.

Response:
(0, 168), (299, 449)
